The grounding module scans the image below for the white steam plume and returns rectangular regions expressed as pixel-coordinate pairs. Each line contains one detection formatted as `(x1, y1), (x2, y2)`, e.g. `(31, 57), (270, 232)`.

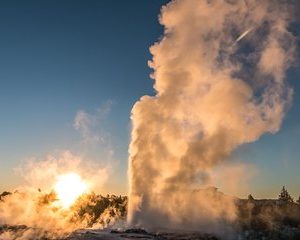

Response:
(128, 0), (296, 234)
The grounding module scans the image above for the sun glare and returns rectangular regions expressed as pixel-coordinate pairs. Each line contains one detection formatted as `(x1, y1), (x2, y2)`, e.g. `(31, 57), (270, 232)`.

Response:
(54, 172), (88, 208)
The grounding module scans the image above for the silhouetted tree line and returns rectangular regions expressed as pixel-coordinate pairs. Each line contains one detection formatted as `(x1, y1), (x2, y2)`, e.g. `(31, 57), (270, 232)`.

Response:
(238, 186), (300, 231)
(246, 186), (299, 204)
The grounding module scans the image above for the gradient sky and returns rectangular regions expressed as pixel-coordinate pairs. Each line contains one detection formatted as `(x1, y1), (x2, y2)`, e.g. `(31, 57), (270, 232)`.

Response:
(0, 0), (299, 199)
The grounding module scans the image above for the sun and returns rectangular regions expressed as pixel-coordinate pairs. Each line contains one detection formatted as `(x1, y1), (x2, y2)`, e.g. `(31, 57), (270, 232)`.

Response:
(54, 172), (88, 208)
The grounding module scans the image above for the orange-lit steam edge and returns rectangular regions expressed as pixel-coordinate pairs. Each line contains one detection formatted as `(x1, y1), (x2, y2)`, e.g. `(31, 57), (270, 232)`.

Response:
(54, 172), (88, 208)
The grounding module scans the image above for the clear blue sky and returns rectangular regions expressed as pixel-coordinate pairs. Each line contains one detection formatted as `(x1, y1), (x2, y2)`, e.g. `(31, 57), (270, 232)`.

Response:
(0, 0), (299, 199)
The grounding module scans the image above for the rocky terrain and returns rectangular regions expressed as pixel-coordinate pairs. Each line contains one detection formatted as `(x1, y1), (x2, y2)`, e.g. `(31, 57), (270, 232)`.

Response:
(2, 225), (300, 240)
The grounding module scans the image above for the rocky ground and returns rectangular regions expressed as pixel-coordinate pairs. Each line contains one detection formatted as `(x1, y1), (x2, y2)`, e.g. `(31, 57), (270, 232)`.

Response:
(1, 226), (300, 240)
(65, 227), (300, 240)
(66, 229), (220, 240)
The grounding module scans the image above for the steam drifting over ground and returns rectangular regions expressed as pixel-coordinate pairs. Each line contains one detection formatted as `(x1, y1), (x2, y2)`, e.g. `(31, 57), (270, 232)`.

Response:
(128, 0), (297, 235)
(0, 151), (112, 238)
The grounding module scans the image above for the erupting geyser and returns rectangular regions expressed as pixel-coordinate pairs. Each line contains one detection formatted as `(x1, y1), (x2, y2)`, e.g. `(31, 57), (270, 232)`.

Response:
(128, 0), (296, 234)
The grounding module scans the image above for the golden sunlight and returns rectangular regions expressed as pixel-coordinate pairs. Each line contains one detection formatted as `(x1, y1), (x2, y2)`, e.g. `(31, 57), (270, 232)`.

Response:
(54, 172), (88, 208)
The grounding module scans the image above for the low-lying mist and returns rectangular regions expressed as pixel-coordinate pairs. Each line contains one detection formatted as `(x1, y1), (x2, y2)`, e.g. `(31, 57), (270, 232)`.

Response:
(0, 151), (123, 239)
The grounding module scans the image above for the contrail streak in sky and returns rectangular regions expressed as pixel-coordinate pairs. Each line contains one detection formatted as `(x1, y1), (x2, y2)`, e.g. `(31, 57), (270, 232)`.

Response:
(235, 28), (253, 43)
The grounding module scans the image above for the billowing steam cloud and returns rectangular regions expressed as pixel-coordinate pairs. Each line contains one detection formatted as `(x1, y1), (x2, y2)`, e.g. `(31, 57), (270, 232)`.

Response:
(128, 0), (296, 234)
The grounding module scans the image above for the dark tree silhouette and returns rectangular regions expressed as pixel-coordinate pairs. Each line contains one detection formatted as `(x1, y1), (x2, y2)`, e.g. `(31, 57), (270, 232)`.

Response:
(248, 194), (254, 201)
(278, 186), (293, 203)
(297, 196), (300, 204)
(0, 191), (11, 201)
